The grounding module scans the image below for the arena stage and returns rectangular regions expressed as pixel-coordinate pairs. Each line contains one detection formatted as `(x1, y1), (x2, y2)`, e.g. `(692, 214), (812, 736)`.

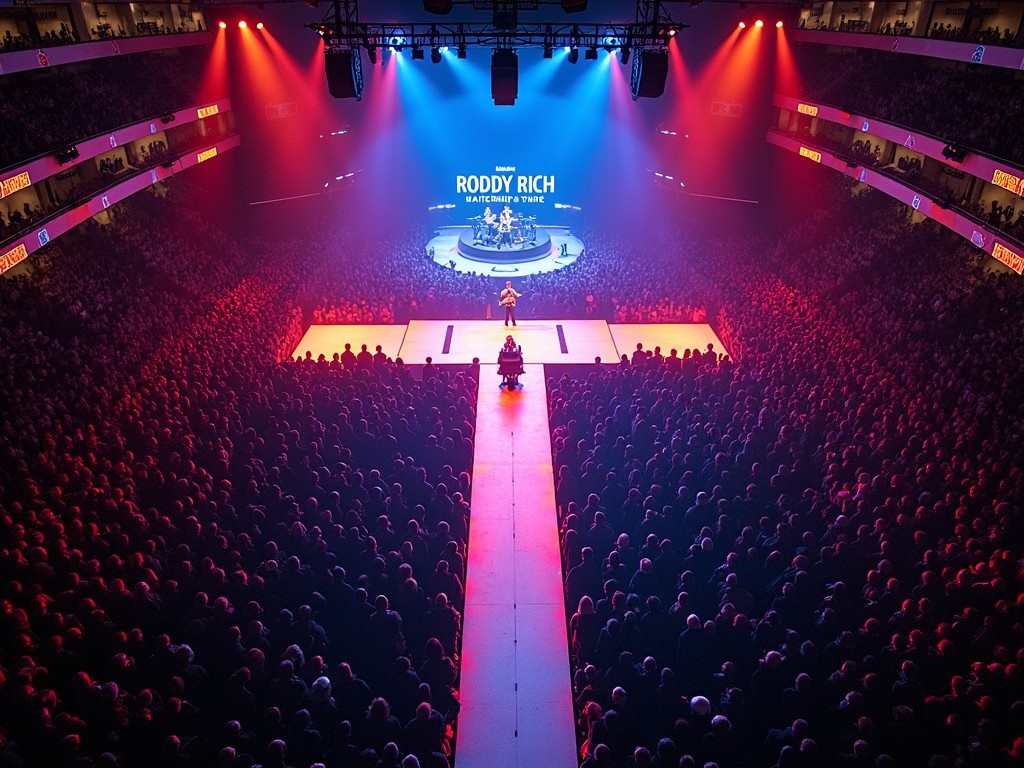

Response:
(426, 225), (584, 277)
(292, 320), (726, 366)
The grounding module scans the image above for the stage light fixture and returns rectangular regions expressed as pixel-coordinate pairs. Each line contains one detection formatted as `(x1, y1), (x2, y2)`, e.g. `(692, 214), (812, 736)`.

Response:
(567, 46), (579, 63)
(457, 42), (467, 58)
(776, 20), (783, 28)
(754, 19), (763, 28)
(543, 42), (553, 58)
(738, 21), (746, 29)
(668, 27), (677, 36)
(218, 20), (226, 29)
(585, 46), (598, 60)
(412, 46), (424, 60)
(256, 22), (264, 30)
(238, 20), (246, 29)
(431, 46), (442, 63)
(620, 46), (630, 65)
(366, 45), (378, 64)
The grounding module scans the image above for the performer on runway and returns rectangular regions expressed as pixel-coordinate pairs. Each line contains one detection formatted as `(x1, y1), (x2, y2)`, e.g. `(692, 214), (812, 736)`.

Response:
(498, 335), (524, 388)
(499, 281), (522, 327)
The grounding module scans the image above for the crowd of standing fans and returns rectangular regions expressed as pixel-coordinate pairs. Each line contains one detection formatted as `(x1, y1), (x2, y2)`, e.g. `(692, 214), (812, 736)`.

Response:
(1, 172), (1024, 768)
(550, 192), (1024, 768)
(0, 187), (478, 768)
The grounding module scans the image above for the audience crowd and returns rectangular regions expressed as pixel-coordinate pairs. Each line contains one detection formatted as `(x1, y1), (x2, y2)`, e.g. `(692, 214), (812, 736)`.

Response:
(2, 26), (1024, 768)
(791, 48), (1024, 166)
(0, 52), (202, 170)
(0, 188), (477, 768)
(550, 192), (1024, 768)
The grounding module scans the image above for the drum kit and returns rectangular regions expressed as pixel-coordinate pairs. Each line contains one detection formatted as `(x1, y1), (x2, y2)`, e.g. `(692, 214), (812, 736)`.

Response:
(469, 209), (537, 247)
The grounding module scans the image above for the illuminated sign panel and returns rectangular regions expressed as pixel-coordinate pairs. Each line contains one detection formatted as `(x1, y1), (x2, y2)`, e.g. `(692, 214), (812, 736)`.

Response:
(992, 169), (1024, 197)
(799, 147), (822, 163)
(455, 166), (556, 204)
(197, 148), (219, 164)
(197, 105), (219, 119)
(992, 242), (1024, 275)
(0, 243), (29, 274)
(0, 171), (31, 199)
(797, 103), (819, 117)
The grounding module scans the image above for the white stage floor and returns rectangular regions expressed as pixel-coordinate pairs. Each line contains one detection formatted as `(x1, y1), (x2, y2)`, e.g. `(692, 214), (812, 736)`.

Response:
(292, 320), (727, 366)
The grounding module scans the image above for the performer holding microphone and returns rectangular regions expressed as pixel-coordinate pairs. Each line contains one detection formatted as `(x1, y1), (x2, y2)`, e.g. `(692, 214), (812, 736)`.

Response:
(499, 280), (522, 327)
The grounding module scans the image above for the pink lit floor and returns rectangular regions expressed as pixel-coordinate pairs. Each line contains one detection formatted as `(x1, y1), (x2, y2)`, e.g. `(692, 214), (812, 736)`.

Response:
(454, 364), (577, 768)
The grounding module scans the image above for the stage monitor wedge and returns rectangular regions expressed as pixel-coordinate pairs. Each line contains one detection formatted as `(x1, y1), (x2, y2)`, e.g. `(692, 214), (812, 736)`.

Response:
(325, 50), (364, 100)
(491, 49), (518, 106)
(630, 49), (668, 100)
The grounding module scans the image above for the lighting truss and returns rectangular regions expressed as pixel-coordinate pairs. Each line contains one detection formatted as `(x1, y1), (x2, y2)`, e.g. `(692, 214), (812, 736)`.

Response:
(310, 0), (684, 54)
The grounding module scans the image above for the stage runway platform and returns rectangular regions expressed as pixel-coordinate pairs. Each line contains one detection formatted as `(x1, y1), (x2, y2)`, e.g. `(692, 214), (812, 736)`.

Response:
(292, 320), (727, 366)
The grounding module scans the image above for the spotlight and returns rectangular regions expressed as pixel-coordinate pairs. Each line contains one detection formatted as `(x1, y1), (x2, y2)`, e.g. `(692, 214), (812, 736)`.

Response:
(738, 21), (746, 29)
(431, 46), (441, 63)
(755, 19), (763, 28)
(585, 46), (598, 60)
(567, 46), (579, 63)
(238, 20), (247, 29)
(457, 42), (467, 58)
(543, 42), (553, 58)
(412, 46), (424, 60)
(256, 22), (264, 30)
(776, 20), (783, 28)
(668, 27), (677, 36)
(620, 46), (630, 65)
(218, 20), (226, 29)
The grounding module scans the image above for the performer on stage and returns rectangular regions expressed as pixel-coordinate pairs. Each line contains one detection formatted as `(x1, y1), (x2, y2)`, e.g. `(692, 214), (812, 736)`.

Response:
(499, 280), (522, 327)
(497, 207), (513, 249)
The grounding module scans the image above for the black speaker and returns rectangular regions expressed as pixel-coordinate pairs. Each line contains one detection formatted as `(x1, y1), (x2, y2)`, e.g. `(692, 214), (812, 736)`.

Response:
(630, 49), (668, 100)
(941, 143), (966, 162)
(491, 49), (518, 106)
(325, 50), (362, 100)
